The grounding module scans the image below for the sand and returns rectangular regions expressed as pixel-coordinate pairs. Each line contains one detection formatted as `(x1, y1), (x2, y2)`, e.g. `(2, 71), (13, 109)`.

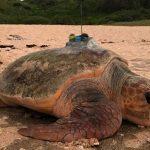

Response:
(0, 25), (150, 150)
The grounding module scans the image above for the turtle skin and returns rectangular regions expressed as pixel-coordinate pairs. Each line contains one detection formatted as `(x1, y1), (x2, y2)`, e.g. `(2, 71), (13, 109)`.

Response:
(0, 42), (149, 142)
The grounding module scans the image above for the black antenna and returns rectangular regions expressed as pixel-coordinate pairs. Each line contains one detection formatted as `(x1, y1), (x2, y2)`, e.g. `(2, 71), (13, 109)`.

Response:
(80, 0), (83, 34)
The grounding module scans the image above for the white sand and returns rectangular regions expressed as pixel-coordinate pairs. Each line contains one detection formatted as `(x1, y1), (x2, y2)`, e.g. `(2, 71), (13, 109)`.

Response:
(0, 25), (150, 148)
(0, 25), (150, 79)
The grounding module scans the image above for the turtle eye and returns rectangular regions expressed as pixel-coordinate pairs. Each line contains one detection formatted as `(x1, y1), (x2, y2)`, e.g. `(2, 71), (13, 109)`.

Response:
(145, 92), (150, 104)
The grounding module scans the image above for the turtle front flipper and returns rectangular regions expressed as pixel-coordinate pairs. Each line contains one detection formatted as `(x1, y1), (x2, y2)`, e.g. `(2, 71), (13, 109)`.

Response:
(18, 100), (122, 142)
(0, 101), (7, 107)
(0, 99), (7, 107)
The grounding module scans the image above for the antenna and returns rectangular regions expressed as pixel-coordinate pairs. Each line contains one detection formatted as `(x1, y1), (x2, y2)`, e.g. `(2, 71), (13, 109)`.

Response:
(80, 0), (83, 34)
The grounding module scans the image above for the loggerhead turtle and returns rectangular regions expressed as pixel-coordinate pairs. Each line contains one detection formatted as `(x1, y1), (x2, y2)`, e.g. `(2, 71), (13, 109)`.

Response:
(0, 38), (149, 142)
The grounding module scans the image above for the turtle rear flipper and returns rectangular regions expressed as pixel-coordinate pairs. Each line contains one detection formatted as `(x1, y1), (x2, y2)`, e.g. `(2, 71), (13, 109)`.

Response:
(18, 100), (122, 142)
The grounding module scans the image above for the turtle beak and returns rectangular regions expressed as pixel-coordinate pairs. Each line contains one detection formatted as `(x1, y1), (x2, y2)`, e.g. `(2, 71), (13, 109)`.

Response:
(145, 92), (150, 104)
(144, 92), (150, 126)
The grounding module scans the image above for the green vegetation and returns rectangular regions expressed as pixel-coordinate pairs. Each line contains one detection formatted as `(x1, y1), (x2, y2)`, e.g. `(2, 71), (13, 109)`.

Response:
(0, 0), (150, 25)
(111, 19), (150, 26)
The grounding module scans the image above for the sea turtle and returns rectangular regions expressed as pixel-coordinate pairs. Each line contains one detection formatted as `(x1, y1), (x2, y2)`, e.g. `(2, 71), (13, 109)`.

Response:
(0, 38), (149, 142)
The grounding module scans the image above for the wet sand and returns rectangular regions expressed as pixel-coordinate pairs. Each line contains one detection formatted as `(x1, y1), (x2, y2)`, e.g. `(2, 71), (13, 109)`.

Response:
(0, 25), (150, 150)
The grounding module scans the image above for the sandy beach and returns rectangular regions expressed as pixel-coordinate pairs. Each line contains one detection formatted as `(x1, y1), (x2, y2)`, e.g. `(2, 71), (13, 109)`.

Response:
(0, 25), (150, 150)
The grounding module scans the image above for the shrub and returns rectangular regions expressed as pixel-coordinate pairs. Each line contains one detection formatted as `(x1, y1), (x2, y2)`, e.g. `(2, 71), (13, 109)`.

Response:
(22, 16), (50, 24)
(50, 15), (76, 25)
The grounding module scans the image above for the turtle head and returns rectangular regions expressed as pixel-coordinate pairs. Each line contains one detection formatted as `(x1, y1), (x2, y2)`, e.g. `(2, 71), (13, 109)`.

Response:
(121, 76), (150, 126)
